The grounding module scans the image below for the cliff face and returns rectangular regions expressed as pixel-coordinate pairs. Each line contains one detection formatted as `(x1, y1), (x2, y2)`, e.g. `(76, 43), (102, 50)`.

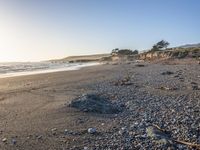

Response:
(138, 48), (200, 60)
(139, 51), (172, 60)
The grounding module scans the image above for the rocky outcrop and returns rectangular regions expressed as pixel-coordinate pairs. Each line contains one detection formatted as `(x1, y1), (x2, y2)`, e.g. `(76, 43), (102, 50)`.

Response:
(69, 94), (122, 114)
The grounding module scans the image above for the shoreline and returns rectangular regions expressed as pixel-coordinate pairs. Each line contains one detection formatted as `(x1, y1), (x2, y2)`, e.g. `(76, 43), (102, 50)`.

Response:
(0, 62), (101, 79)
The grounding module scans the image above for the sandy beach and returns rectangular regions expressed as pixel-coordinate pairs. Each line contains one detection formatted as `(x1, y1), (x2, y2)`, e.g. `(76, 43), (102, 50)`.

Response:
(0, 60), (200, 150)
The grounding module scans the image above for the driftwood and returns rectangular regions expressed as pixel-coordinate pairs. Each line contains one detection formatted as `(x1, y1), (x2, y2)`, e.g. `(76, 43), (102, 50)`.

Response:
(152, 124), (200, 149)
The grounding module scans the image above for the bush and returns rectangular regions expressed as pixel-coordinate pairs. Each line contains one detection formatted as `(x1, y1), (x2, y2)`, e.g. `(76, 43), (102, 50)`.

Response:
(111, 49), (138, 55)
(150, 40), (170, 51)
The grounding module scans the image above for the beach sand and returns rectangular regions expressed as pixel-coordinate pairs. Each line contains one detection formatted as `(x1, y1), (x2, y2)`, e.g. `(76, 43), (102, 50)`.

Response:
(0, 64), (121, 150)
(0, 60), (200, 149)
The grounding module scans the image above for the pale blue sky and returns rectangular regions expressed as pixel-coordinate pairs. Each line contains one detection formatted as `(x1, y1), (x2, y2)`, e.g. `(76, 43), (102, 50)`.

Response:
(0, 0), (199, 61)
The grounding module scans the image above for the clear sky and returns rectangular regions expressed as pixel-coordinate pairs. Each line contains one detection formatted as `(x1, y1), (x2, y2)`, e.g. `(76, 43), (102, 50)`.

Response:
(0, 0), (199, 62)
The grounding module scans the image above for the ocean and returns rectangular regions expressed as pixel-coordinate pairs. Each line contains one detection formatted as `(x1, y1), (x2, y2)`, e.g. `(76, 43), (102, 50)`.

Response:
(0, 62), (99, 78)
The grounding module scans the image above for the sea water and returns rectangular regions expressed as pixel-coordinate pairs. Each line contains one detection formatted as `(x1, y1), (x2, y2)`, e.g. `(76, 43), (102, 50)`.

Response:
(0, 62), (99, 78)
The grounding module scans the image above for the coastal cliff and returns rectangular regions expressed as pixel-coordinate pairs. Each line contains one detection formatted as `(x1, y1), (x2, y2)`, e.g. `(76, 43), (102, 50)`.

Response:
(138, 48), (200, 60)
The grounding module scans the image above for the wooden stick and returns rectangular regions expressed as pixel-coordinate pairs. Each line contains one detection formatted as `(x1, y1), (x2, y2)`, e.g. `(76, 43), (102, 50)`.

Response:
(152, 124), (166, 132)
(174, 140), (200, 149)
(152, 124), (200, 149)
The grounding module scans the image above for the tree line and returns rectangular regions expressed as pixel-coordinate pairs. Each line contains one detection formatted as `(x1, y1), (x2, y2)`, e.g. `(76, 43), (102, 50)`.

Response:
(111, 40), (170, 55)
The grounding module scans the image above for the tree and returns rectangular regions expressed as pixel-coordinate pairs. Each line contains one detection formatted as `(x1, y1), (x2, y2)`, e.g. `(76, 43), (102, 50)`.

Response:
(133, 50), (139, 54)
(151, 40), (170, 51)
(111, 49), (138, 55)
(111, 48), (119, 54)
(117, 49), (133, 55)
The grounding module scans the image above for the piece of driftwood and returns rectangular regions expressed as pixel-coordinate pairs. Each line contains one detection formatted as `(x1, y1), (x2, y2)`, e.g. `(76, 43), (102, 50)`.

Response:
(152, 124), (200, 149)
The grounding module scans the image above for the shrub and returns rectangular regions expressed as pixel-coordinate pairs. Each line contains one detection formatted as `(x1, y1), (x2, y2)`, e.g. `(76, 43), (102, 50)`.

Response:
(150, 40), (170, 51)
(111, 49), (138, 55)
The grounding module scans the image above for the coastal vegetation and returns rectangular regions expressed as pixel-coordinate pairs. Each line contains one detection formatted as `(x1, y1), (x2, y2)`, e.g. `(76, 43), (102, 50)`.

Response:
(50, 41), (200, 63)
(111, 49), (139, 55)
(150, 40), (170, 52)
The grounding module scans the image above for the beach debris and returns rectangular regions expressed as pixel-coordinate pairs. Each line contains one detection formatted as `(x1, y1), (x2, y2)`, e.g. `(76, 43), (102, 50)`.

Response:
(157, 86), (177, 91)
(36, 135), (43, 140)
(88, 128), (96, 134)
(161, 71), (174, 75)
(113, 75), (132, 86)
(69, 94), (121, 114)
(148, 124), (200, 149)
(146, 126), (171, 140)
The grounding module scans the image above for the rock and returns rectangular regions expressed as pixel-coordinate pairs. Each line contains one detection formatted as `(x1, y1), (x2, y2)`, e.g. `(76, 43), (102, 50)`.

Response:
(51, 128), (57, 132)
(37, 135), (42, 140)
(192, 85), (199, 90)
(84, 146), (89, 150)
(119, 127), (127, 135)
(2, 138), (7, 142)
(69, 94), (121, 114)
(161, 71), (174, 75)
(11, 139), (17, 145)
(51, 128), (57, 135)
(88, 128), (96, 134)
(174, 75), (179, 78)
(135, 64), (145, 67)
(64, 129), (68, 135)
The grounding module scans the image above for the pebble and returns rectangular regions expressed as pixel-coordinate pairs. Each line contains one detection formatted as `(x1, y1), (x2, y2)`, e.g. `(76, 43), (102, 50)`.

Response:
(37, 135), (42, 140)
(2, 138), (7, 142)
(11, 139), (17, 145)
(51, 128), (57, 132)
(51, 128), (57, 135)
(119, 127), (127, 135)
(88, 128), (96, 134)
(84, 146), (89, 150)
(64, 129), (68, 135)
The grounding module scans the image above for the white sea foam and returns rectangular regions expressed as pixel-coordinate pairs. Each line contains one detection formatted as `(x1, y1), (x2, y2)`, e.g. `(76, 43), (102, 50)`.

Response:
(0, 62), (100, 78)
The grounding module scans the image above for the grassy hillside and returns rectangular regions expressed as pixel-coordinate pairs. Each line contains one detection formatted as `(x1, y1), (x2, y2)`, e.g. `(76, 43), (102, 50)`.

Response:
(51, 54), (110, 63)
